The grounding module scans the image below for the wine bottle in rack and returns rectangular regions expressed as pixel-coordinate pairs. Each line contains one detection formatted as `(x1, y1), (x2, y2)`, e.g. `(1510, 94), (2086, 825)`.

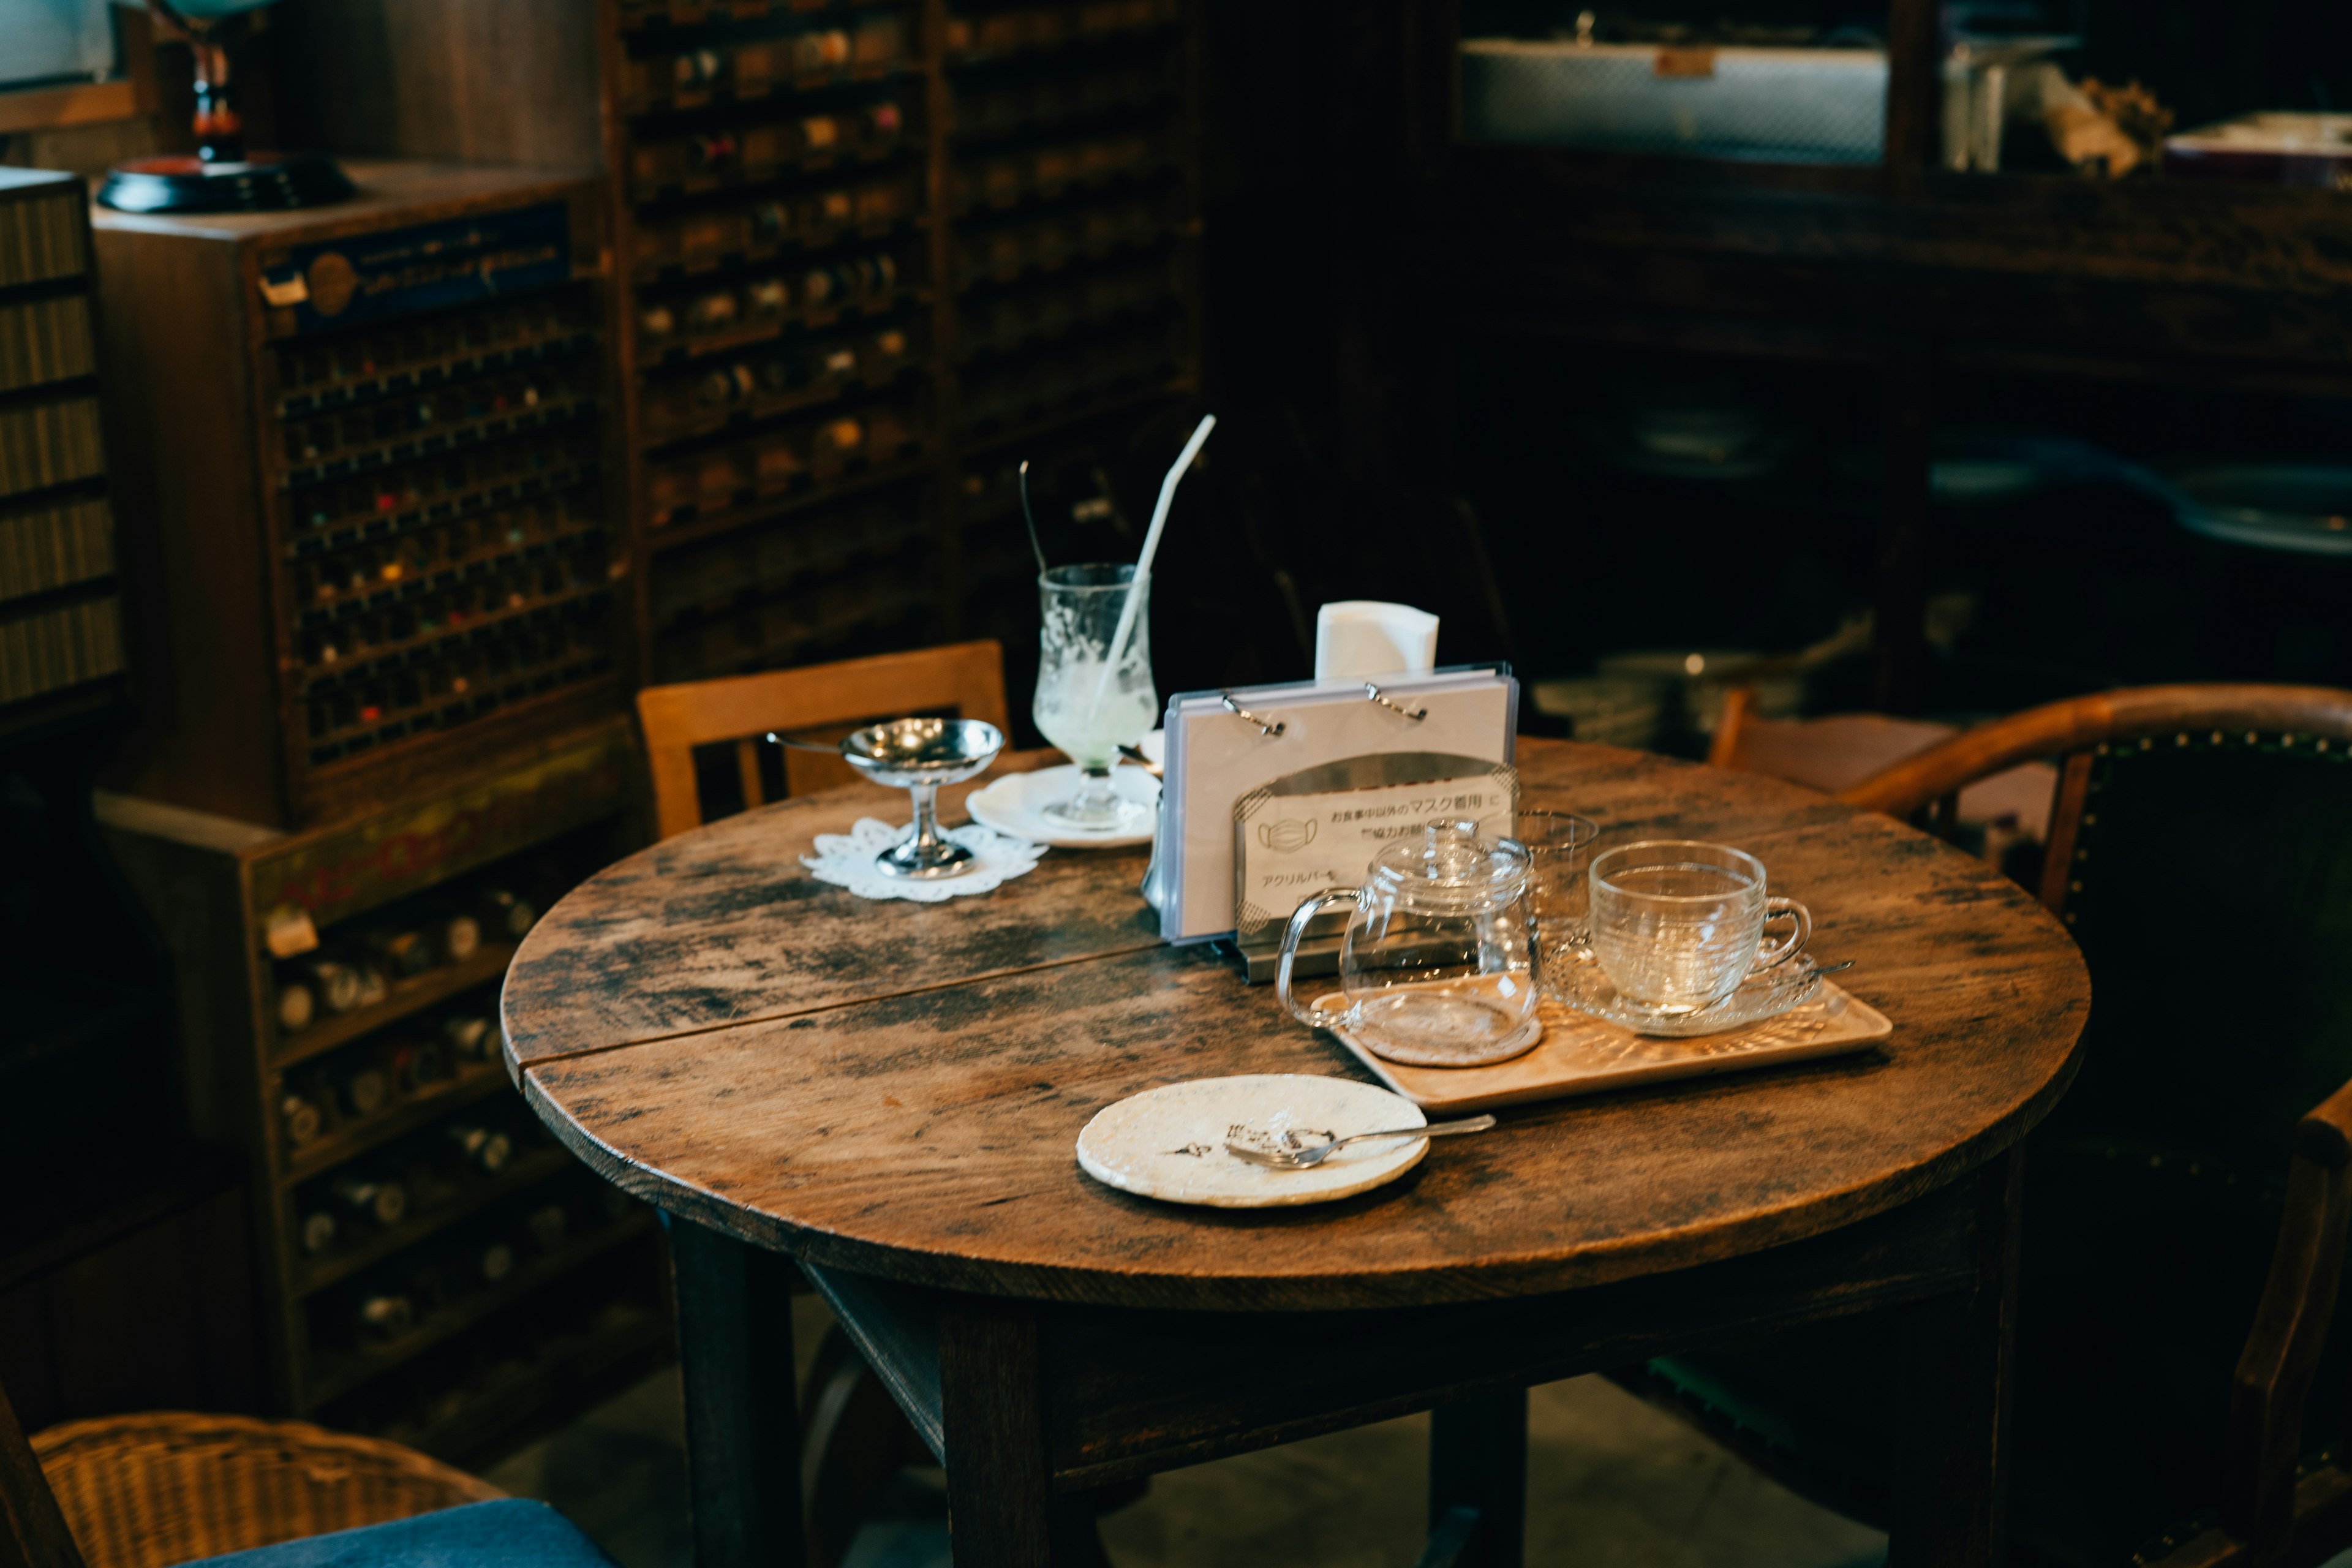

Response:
(477, 889), (538, 940)
(354, 1291), (417, 1343)
(330, 1172), (408, 1228)
(524, 1200), (570, 1254)
(324, 1054), (391, 1120)
(363, 926), (437, 979)
(298, 1208), (338, 1256)
(351, 963), (389, 1010)
(447, 1121), (513, 1176)
(435, 909), (482, 963)
(281, 1090), (325, 1150)
(477, 1240), (516, 1286)
(302, 958), (366, 1014)
(277, 979), (316, 1033)
(440, 1014), (496, 1063)
(388, 1037), (449, 1095)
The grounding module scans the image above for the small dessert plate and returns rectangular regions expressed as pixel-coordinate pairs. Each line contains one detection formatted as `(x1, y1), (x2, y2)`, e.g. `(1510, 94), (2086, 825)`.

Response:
(1076, 1074), (1428, 1207)
(967, 763), (1160, 849)
(1550, 950), (1831, 1038)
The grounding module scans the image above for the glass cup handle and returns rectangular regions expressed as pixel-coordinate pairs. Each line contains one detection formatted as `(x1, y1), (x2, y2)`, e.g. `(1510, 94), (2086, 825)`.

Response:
(1275, 888), (1359, 1030)
(1753, 896), (1813, 971)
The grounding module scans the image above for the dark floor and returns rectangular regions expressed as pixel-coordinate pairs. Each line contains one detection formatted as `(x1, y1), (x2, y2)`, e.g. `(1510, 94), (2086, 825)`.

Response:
(486, 1298), (1887, 1568)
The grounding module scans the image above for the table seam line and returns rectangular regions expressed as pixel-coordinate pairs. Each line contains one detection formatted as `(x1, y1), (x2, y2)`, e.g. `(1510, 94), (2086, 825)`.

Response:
(513, 937), (1170, 1069)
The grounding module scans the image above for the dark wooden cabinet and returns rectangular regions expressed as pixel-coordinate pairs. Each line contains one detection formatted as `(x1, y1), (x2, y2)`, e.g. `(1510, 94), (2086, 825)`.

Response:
(0, 168), (127, 738)
(97, 719), (671, 1466)
(92, 164), (620, 829)
(268, 0), (1205, 711)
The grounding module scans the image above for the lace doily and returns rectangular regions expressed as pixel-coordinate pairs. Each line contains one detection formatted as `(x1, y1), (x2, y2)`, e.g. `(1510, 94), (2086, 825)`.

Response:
(801, 817), (1047, 903)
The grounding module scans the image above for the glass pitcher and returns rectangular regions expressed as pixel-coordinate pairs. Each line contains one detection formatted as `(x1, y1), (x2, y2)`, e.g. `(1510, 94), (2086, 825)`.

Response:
(1275, 821), (1542, 1067)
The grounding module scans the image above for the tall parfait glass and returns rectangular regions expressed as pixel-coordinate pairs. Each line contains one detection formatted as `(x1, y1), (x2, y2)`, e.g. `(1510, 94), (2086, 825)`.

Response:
(1033, 563), (1155, 831)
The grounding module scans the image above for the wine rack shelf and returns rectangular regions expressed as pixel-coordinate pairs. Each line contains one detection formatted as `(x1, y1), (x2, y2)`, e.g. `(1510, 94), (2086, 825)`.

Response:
(306, 1211), (657, 1410)
(281, 1063), (513, 1187)
(0, 169), (127, 736)
(270, 943), (519, 1069)
(296, 1143), (579, 1296)
(99, 719), (663, 1442)
(587, 0), (1204, 688)
(375, 1290), (671, 1471)
(92, 164), (621, 830)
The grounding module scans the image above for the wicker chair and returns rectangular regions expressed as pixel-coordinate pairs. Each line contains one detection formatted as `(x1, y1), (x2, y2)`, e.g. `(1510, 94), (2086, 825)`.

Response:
(1621, 684), (2352, 1568)
(2, 1387), (611, 1568)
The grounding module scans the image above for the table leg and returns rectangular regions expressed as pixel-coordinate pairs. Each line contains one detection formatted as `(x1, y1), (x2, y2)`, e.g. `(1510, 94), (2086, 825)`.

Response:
(1887, 1148), (2025, 1567)
(1428, 1386), (1528, 1568)
(669, 1215), (806, 1568)
(937, 1295), (1103, 1568)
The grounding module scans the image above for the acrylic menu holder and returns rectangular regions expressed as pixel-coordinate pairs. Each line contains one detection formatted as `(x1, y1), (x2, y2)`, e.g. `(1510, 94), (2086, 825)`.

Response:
(1145, 665), (1518, 946)
(1229, 752), (1518, 981)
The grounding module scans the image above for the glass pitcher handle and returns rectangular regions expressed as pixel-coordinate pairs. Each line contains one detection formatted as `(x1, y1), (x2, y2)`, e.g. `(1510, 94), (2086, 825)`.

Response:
(1275, 888), (1359, 1030)
(1754, 896), (1813, 971)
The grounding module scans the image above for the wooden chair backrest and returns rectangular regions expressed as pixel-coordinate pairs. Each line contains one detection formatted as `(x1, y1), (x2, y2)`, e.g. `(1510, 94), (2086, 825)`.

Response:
(1839, 684), (2352, 913)
(1708, 687), (1959, 794)
(1708, 687), (2062, 853)
(1840, 683), (2352, 1559)
(637, 641), (1010, 840)
(0, 1376), (85, 1568)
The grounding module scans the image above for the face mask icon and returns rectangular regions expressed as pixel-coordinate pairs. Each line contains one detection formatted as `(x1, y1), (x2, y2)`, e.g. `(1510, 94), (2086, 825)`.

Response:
(1257, 818), (1317, 853)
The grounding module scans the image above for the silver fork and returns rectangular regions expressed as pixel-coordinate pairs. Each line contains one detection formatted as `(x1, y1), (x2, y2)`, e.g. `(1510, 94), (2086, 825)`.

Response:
(1225, 1114), (1498, 1169)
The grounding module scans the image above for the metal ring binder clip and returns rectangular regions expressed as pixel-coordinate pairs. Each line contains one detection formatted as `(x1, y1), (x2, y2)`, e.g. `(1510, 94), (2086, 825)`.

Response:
(1363, 682), (1428, 722)
(1220, 694), (1286, 737)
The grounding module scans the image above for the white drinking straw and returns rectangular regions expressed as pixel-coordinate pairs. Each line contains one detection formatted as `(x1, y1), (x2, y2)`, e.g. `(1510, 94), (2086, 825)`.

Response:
(1089, 412), (1215, 718)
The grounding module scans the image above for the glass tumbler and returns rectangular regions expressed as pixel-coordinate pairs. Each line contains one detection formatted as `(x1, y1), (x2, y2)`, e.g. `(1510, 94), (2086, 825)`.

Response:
(1588, 840), (1811, 1017)
(1032, 562), (1156, 831)
(1512, 809), (1600, 989)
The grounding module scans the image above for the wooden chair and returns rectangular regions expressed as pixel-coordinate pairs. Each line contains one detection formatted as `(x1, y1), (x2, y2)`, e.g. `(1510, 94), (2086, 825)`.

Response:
(636, 641), (1010, 840)
(0, 1385), (609, 1568)
(1708, 687), (2058, 849)
(1624, 684), (2352, 1567)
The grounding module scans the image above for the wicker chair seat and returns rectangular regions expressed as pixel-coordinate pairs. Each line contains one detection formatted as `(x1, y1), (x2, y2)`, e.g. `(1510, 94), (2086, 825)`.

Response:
(31, 1412), (504, 1568)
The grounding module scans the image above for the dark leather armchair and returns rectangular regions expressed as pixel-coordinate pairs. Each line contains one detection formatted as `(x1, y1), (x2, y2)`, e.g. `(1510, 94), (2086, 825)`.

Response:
(1627, 685), (2352, 1567)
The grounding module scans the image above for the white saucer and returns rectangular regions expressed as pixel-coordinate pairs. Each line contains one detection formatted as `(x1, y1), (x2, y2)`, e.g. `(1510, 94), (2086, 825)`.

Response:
(967, 763), (1160, 849)
(1076, 1074), (1427, 1208)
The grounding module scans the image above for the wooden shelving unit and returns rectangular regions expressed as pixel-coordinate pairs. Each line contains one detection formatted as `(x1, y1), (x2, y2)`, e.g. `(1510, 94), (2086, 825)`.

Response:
(1382, 0), (2352, 712)
(265, 0), (1206, 713)
(0, 169), (127, 734)
(587, 0), (1204, 693)
(91, 164), (624, 830)
(96, 719), (669, 1456)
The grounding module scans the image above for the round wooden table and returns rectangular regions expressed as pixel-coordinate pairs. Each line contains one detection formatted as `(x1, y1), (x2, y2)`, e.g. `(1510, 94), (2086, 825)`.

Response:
(507, 737), (2089, 1567)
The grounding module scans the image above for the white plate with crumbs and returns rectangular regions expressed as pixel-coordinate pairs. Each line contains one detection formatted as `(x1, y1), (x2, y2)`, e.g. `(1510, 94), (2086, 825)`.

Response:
(1076, 1074), (1428, 1208)
(967, 763), (1161, 849)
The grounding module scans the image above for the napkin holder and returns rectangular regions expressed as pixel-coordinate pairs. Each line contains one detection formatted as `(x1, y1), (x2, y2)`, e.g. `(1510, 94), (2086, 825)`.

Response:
(1231, 752), (1518, 982)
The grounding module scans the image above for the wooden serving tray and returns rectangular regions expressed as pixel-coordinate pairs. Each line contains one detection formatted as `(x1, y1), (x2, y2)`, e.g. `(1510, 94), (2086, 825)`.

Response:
(1324, 982), (1892, 1115)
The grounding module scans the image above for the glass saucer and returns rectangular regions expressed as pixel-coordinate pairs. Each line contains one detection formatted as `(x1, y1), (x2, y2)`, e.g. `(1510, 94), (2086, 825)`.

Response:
(1547, 950), (1834, 1038)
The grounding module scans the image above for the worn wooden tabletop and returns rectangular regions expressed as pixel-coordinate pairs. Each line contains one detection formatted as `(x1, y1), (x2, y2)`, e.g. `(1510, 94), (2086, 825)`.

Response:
(507, 739), (2090, 1311)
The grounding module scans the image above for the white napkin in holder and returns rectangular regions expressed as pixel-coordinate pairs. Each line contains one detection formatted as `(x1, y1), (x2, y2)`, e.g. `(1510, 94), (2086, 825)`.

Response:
(1315, 601), (1439, 681)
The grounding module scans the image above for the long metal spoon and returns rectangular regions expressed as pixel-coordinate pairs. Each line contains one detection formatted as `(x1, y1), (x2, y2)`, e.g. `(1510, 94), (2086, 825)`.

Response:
(1226, 1114), (1497, 1170)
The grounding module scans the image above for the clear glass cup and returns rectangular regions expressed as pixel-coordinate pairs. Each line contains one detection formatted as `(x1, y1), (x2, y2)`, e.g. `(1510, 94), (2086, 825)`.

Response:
(1276, 821), (1541, 1067)
(1033, 562), (1156, 831)
(1588, 840), (1812, 1017)
(1510, 809), (1600, 989)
